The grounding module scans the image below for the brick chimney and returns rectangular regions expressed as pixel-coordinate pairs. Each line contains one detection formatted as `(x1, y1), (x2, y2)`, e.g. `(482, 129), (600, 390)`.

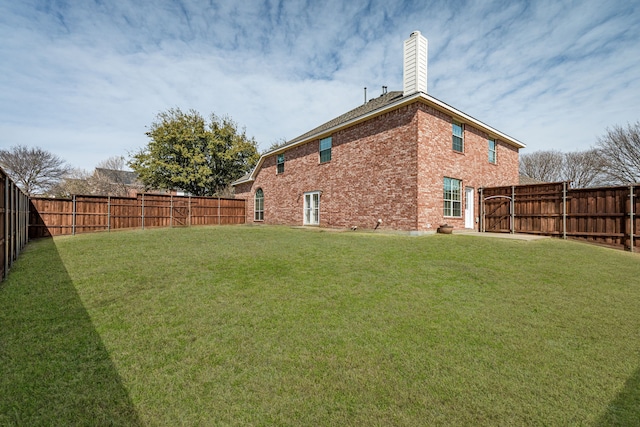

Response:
(403, 31), (428, 96)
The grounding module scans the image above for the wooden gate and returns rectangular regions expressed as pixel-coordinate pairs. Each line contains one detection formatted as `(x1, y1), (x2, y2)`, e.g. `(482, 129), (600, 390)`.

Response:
(482, 195), (512, 233)
(172, 196), (189, 226)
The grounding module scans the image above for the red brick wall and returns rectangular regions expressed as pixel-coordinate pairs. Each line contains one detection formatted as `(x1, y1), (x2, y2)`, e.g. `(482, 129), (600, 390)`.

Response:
(235, 100), (519, 231)
(416, 103), (519, 230)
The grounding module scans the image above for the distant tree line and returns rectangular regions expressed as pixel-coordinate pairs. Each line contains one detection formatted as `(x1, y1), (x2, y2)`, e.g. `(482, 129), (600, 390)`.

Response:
(2, 119), (638, 197)
(520, 121), (640, 188)
(1, 108), (260, 198)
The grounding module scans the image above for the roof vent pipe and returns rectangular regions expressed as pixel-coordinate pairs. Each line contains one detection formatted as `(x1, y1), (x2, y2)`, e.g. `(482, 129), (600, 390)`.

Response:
(403, 31), (428, 96)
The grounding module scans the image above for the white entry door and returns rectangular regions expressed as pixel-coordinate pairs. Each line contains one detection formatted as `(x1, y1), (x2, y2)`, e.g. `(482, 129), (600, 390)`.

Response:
(304, 192), (320, 225)
(465, 187), (475, 229)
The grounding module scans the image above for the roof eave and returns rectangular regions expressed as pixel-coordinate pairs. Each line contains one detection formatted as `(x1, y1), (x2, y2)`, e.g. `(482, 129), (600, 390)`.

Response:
(417, 92), (526, 149)
(235, 92), (525, 185)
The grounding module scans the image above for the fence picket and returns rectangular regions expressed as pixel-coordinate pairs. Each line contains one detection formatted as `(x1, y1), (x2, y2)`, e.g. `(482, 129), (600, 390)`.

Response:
(28, 193), (245, 238)
(482, 182), (640, 251)
(1, 168), (29, 282)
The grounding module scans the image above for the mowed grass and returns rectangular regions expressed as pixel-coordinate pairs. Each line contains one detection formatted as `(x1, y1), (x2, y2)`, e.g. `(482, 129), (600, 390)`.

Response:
(1, 226), (640, 425)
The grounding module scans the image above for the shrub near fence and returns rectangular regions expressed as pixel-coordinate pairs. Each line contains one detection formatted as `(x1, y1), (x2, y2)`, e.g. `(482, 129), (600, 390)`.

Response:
(29, 193), (245, 238)
(1, 167), (30, 281)
(480, 182), (639, 251)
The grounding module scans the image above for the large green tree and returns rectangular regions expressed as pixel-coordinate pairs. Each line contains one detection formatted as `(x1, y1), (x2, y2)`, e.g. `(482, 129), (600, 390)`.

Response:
(130, 108), (260, 196)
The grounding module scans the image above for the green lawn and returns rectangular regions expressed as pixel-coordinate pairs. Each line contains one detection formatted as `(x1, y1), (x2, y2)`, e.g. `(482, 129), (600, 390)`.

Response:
(1, 226), (639, 426)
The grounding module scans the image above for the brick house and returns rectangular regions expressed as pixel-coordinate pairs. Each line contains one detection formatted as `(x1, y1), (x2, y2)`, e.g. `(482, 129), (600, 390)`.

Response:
(233, 31), (525, 232)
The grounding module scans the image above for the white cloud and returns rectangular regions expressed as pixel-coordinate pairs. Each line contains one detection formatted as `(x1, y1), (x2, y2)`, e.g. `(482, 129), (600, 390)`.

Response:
(1, 0), (639, 170)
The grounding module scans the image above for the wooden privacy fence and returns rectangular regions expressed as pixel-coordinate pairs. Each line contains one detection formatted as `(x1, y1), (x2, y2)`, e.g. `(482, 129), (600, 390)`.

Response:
(29, 193), (246, 238)
(1, 168), (30, 281)
(480, 182), (639, 251)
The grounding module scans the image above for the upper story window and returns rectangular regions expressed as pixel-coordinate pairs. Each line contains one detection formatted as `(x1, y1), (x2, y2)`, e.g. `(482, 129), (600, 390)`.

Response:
(488, 139), (497, 164)
(319, 136), (332, 163)
(277, 153), (285, 174)
(452, 121), (464, 152)
(254, 188), (264, 221)
(444, 177), (462, 217)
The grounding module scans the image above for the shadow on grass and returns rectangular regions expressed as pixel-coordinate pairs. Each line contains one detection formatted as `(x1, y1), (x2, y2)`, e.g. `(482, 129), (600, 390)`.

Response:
(597, 366), (640, 426)
(0, 238), (142, 426)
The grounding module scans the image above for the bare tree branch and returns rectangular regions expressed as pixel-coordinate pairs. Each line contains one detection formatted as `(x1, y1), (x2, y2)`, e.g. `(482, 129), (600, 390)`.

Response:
(595, 121), (640, 184)
(520, 149), (606, 188)
(0, 145), (70, 196)
(519, 150), (564, 182)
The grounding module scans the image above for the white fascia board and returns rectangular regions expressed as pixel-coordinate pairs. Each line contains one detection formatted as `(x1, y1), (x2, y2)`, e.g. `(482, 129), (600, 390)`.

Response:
(418, 92), (526, 149)
(240, 92), (525, 184)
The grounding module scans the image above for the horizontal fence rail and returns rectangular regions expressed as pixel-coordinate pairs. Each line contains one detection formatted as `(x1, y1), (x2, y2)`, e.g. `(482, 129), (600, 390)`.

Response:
(1, 168), (30, 282)
(29, 193), (246, 238)
(480, 182), (639, 252)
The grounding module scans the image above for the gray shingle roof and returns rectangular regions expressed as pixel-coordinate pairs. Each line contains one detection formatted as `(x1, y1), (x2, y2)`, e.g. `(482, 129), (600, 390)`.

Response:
(285, 91), (404, 146)
(233, 89), (525, 186)
(519, 175), (546, 185)
(94, 168), (141, 185)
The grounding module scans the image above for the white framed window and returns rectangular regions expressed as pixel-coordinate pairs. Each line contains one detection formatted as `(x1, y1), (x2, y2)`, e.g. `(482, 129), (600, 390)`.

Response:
(444, 177), (462, 217)
(452, 121), (464, 152)
(277, 153), (285, 174)
(319, 136), (332, 163)
(254, 188), (264, 221)
(303, 191), (320, 225)
(488, 139), (497, 164)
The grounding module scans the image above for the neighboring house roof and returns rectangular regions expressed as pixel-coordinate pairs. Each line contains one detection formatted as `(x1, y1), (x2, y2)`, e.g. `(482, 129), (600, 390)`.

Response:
(233, 90), (526, 186)
(519, 175), (546, 185)
(94, 168), (141, 186)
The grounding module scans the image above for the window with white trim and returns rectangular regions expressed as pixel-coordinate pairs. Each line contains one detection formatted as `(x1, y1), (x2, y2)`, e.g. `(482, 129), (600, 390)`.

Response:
(277, 153), (285, 174)
(452, 121), (464, 152)
(488, 139), (497, 164)
(303, 191), (320, 225)
(319, 137), (332, 163)
(443, 177), (462, 217)
(254, 188), (264, 221)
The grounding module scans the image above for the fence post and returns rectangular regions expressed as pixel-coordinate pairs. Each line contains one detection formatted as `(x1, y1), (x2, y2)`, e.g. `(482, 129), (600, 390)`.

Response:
(170, 195), (173, 228)
(188, 195), (192, 227)
(4, 177), (8, 279)
(107, 196), (111, 232)
(141, 194), (145, 230)
(630, 185), (635, 253)
(9, 182), (14, 262)
(562, 182), (567, 240)
(218, 197), (221, 225)
(510, 186), (515, 234)
(479, 188), (484, 232)
(72, 195), (76, 236)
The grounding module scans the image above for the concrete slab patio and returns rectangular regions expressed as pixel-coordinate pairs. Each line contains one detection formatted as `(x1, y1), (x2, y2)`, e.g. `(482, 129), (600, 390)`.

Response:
(452, 230), (550, 241)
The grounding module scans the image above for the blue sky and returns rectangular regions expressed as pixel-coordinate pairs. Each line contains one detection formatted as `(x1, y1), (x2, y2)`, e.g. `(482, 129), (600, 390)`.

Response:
(1, 0), (639, 170)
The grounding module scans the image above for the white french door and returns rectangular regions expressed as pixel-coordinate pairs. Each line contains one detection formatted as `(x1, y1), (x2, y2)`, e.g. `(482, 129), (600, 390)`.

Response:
(304, 192), (320, 225)
(465, 187), (475, 229)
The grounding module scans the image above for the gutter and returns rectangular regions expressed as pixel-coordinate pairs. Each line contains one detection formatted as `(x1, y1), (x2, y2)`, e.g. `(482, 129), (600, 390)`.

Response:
(233, 92), (526, 185)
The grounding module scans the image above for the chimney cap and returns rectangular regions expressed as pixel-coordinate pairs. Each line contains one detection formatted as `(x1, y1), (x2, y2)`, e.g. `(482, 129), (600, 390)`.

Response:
(409, 30), (421, 37)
